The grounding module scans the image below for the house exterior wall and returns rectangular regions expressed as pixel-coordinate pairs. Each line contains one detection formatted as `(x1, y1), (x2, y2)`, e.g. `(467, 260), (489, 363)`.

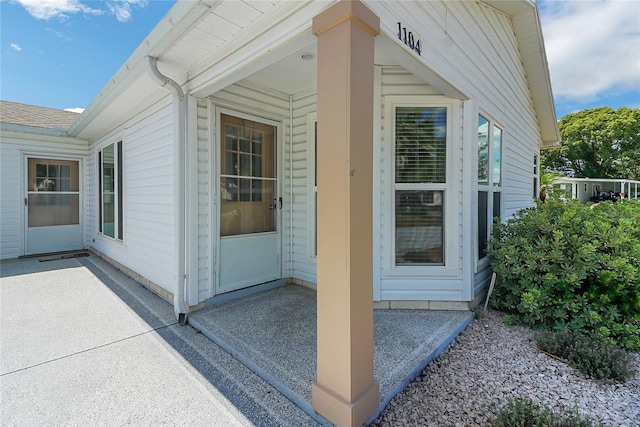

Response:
(87, 99), (176, 294)
(369, 1), (540, 301)
(0, 131), (88, 259)
(15, 0), (549, 307)
(278, 56), (540, 304)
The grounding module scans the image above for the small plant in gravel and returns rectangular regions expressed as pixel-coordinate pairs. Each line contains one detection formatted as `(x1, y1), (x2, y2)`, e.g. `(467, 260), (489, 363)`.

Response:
(488, 197), (640, 350)
(535, 329), (631, 382)
(492, 397), (596, 427)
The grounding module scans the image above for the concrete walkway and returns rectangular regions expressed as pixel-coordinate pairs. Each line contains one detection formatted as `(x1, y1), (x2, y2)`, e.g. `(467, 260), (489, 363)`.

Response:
(0, 255), (319, 426)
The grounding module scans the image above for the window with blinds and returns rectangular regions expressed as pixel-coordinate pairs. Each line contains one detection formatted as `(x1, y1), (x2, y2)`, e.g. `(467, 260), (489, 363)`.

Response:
(395, 107), (447, 184)
(394, 106), (447, 266)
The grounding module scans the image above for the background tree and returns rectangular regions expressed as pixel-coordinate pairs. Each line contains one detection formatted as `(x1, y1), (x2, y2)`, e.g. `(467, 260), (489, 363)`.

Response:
(541, 107), (640, 180)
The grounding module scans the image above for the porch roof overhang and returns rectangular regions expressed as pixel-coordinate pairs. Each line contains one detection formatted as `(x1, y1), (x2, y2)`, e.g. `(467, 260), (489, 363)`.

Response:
(554, 177), (640, 185)
(68, 0), (559, 148)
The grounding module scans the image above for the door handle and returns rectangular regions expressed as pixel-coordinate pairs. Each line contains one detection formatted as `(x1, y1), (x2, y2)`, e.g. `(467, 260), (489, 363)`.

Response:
(279, 197), (283, 209)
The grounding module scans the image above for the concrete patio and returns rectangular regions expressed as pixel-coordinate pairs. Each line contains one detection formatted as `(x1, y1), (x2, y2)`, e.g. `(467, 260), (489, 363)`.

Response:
(2, 253), (472, 426)
(189, 285), (472, 425)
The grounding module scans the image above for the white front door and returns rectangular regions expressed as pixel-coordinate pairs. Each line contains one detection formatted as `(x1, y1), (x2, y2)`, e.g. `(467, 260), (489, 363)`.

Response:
(217, 114), (281, 294)
(25, 157), (83, 255)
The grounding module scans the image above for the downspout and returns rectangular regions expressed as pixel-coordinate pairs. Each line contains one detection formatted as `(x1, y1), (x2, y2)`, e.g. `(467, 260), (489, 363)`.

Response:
(145, 56), (188, 325)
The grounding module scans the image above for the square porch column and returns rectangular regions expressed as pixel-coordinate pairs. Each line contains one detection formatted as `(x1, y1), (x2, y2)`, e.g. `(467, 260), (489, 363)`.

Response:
(312, 2), (380, 426)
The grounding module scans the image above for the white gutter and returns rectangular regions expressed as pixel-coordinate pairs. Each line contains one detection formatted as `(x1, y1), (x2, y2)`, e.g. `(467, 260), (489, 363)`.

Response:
(145, 56), (188, 324)
(0, 123), (73, 138)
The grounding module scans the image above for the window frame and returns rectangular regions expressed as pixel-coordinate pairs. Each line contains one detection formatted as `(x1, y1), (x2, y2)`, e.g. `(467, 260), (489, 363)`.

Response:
(384, 98), (458, 276)
(98, 141), (123, 241)
(533, 153), (540, 200)
(476, 113), (503, 267)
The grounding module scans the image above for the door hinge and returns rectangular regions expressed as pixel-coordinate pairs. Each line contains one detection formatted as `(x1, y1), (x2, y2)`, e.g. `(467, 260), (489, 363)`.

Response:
(24, 197), (28, 206)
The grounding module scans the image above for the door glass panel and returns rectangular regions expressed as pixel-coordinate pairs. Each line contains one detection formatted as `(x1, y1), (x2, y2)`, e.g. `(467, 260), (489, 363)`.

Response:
(28, 158), (79, 192)
(220, 178), (275, 236)
(27, 158), (80, 227)
(220, 114), (276, 237)
(28, 194), (79, 227)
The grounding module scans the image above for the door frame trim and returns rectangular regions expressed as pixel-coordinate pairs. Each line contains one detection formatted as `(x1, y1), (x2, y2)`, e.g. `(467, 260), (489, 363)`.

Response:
(21, 153), (85, 256)
(211, 103), (284, 297)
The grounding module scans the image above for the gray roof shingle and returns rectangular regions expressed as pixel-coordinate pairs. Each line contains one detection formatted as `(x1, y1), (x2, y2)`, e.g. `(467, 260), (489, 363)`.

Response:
(0, 100), (80, 130)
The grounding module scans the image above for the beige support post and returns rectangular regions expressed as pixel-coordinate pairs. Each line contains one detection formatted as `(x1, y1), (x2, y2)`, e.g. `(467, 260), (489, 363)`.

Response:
(311, 2), (380, 426)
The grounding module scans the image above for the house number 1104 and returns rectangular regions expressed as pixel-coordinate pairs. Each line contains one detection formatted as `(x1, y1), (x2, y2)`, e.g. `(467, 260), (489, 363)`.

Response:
(397, 22), (422, 55)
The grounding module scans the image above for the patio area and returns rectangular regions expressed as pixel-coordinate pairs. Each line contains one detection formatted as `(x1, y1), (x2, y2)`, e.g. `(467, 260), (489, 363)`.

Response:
(188, 284), (473, 425)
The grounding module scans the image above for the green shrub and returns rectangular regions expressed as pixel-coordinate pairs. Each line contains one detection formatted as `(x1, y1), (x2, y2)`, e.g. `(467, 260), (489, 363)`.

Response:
(535, 329), (630, 382)
(492, 398), (595, 427)
(489, 198), (640, 350)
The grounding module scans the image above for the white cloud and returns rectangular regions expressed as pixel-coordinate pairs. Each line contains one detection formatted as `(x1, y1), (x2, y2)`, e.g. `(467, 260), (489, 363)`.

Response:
(13, 0), (149, 22)
(14, 0), (103, 20)
(64, 107), (85, 113)
(107, 0), (148, 23)
(45, 27), (71, 42)
(540, 0), (640, 102)
(10, 43), (22, 51)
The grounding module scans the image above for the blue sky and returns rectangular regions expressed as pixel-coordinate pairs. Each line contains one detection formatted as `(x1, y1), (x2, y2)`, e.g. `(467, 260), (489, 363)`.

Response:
(1, 0), (639, 119)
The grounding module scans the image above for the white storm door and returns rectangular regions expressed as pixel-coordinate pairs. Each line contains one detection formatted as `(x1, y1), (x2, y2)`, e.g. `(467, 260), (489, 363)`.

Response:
(25, 157), (83, 255)
(218, 114), (280, 294)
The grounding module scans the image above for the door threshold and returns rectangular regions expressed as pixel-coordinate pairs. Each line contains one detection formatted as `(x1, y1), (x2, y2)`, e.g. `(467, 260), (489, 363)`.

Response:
(207, 278), (287, 307)
(19, 250), (89, 262)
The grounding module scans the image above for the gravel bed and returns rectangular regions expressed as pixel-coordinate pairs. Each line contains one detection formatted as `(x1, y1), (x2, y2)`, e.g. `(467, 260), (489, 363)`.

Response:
(373, 310), (640, 426)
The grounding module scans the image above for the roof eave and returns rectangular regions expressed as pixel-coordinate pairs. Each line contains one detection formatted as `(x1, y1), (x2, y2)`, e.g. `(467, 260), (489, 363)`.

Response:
(483, 1), (560, 147)
(67, 0), (219, 137)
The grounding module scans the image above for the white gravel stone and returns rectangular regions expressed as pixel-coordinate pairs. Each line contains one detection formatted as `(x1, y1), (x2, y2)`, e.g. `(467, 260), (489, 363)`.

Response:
(373, 310), (640, 427)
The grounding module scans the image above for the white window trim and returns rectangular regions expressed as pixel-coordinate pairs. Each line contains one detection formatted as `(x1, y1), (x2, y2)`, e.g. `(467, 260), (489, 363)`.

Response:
(382, 96), (460, 278)
(533, 152), (540, 200)
(475, 111), (503, 269)
(97, 140), (124, 243)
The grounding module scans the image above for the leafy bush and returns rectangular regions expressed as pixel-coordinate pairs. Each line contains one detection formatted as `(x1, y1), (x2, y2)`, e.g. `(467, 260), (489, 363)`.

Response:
(489, 198), (640, 350)
(535, 329), (630, 382)
(492, 398), (595, 427)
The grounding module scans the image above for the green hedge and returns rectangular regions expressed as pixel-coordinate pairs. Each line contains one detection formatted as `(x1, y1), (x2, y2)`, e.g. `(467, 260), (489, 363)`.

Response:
(489, 198), (640, 350)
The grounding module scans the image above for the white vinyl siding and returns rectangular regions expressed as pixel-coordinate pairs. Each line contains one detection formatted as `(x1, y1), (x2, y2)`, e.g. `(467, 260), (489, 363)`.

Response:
(0, 132), (88, 259)
(290, 92), (317, 283)
(88, 100), (175, 293)
(196, 98), (212, 301)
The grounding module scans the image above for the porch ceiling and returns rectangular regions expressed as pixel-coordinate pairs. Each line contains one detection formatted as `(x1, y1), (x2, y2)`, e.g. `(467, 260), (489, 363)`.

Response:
(244, 44), (318, 95)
